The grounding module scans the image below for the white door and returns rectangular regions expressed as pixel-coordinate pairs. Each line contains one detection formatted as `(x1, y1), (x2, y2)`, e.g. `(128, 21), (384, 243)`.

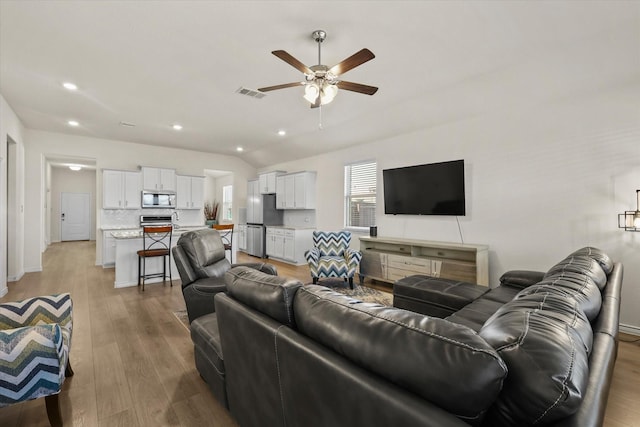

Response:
(61, 192), (91, 241)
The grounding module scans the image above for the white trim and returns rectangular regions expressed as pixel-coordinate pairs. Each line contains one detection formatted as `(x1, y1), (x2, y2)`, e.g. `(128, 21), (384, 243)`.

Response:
(619, 323), (640, 336)
(0, 287), (8, 298)
(7, 271), (24, 282)
(24, 267), (42, 273)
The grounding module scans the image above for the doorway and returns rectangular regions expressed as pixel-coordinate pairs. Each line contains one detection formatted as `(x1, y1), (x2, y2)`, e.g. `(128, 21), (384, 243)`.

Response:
(60, 192), (90, 241)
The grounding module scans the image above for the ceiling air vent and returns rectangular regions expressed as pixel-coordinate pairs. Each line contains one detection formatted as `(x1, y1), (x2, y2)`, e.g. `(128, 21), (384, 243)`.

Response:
(236, 87), (266, 99)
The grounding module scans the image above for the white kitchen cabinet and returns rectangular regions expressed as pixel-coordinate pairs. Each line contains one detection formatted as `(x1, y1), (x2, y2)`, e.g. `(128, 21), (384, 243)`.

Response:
(142, 166), (176, 192)
(276, 171), (316, 210)
(259, 171), (285, 194)
(265, 227), (313, 265)
(176, 175), (204, 209)
(103, 170), (141, 209)
(237, 224), (247, 251)
(102, 231), (117, 266)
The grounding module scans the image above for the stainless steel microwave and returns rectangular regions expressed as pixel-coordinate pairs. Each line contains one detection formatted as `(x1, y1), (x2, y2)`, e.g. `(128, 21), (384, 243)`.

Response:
(141, 191), (176, 209)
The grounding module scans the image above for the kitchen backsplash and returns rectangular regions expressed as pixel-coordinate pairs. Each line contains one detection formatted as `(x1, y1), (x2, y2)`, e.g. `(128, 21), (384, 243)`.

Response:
(283, 210), (316, 228)
(101, 208), (204, 228)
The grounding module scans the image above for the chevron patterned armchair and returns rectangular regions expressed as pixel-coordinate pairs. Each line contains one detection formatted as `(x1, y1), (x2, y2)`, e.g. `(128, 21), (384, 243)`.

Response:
(305, 231), (362, 289)
(0, 293), (74, 427)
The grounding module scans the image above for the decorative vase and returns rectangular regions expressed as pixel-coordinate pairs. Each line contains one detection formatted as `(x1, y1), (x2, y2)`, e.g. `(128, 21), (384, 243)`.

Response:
(205, 220), (218, 227)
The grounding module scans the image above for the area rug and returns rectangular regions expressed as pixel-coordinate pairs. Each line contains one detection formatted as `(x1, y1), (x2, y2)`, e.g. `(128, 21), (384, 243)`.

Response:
(173, 310), (190, 331)
(171, 283), (393, 331)
(313, 280), (393, 306)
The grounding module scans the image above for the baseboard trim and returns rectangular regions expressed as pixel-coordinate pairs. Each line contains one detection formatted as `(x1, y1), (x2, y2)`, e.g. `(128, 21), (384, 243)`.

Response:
(0, 287), (8, 298)
(7, 271), (24, 282)
(24, 267), (42, 273)
(619, 323), (640, 336)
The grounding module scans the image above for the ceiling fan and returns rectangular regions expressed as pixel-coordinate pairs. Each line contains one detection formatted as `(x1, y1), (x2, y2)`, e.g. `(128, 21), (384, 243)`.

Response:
(258, 30), (378, 108)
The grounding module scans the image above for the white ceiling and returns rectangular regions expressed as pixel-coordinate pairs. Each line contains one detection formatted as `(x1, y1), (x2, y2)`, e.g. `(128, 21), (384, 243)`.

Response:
(1, 1), (638, 168)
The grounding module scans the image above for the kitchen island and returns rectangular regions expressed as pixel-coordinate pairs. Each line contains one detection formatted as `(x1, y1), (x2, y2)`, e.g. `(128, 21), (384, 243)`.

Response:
(110, 226), (207, 288)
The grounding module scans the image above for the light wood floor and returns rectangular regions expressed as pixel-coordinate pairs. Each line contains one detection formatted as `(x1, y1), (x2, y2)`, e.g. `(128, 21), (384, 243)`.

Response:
(0, 241), (639, 427)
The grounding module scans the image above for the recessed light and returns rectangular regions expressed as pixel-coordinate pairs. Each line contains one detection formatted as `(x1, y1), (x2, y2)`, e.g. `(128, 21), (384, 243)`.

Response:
(69, 165), (82, 171)
(236, 147), (244, 152)
(278, 130), (286, 136)
(68, 120), (79, 127)
(62, 82), (78, 91)
(172, 124), (183, 131)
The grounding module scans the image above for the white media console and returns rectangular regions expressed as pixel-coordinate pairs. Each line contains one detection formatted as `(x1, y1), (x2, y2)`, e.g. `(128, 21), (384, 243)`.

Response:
(359, 236), (489, 286)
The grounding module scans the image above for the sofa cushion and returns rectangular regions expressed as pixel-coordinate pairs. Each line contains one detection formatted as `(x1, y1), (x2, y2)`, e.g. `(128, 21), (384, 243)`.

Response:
(224, 266), (302, 327)
(177, 229), (229, 279)
(518, 272), (602, 322)
(499, 270), (545, 289)
(191, 313), (224, 375)
(570, 246), (613, 275)
(544, 255), (607, 290)
(479, 294), (590, 426)
(294, 285), (507, 424)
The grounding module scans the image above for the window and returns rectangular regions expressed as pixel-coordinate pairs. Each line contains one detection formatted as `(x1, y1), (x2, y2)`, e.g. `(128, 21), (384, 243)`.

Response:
(222, 185), (233, 221)
(345, 161), (377, 228)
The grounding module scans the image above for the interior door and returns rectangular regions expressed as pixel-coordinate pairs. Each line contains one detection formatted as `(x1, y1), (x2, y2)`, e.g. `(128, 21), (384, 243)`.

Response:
(61, 192), (91, 241)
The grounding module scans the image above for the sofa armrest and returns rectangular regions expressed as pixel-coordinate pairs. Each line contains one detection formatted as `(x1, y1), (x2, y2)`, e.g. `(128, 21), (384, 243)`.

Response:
(499, 270), (545, 289)
(231, 262), (278, 276)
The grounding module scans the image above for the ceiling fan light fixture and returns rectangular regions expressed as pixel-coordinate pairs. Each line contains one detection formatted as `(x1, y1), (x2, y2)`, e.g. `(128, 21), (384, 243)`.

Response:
(321, 84), (338, 105)
(303, 83), (319, 103)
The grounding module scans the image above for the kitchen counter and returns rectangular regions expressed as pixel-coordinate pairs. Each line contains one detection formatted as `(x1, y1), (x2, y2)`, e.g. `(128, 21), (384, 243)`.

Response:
(110, 226), (207, 239)
(111, 226), (208, 287)
(265, 225), (316, 230)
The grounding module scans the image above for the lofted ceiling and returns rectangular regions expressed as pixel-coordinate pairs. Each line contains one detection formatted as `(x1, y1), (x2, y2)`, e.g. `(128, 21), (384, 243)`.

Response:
(1, 1), (638, 168)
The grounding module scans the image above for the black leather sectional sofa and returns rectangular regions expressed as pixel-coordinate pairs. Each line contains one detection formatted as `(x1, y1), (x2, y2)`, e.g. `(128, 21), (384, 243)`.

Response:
(191, 247), (622, 427)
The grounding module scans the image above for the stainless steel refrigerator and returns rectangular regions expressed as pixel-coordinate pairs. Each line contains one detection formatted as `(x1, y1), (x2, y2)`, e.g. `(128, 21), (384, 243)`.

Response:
(246, 181), (283, 257)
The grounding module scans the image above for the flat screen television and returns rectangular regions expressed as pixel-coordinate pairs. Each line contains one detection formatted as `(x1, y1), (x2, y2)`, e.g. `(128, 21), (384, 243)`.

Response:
(383, 159), (465, 216)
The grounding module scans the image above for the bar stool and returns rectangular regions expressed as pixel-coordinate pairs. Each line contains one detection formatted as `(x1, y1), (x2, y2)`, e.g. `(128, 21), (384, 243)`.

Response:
(137, 225), (173, 291)
(213, 223), (234, 263)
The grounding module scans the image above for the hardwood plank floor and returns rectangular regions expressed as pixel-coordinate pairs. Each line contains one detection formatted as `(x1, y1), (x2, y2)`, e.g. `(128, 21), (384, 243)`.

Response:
(0, 241), (638, 426)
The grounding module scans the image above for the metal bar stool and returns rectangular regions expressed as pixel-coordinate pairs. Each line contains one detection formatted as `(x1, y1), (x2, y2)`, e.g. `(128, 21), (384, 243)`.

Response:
(213, 223), (234, 263)
(137, 225), (173, 291)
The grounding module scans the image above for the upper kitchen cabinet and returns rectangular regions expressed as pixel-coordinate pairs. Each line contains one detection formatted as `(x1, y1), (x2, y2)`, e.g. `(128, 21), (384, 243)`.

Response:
(246, 179), (262, 224)
(276, 171), (316, 209)
(176, 175), (204, 209)
(142, 166), (176, 192)
(103, 170), (141, 209)
(259, 171), (285, 194)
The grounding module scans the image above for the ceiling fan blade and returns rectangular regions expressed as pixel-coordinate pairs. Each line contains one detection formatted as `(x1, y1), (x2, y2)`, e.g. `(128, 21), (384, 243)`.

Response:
(337, 81), (379, 95)
(257, 82), (303, 92)
(329, 49), (375, 76)
(272, 50), (313, 74)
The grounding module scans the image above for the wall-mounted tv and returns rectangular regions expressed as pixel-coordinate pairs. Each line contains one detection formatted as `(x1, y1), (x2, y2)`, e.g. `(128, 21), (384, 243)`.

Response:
(383, 159), (466, 216)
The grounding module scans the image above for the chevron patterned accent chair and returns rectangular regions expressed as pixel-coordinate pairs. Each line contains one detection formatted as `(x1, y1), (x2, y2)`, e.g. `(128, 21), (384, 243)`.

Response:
(305, 231), (363, 289)
(0, 293), (74, 427)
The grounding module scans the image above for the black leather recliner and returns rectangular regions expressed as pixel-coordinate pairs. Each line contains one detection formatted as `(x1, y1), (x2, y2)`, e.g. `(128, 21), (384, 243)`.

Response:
(172, 228), (277, 323)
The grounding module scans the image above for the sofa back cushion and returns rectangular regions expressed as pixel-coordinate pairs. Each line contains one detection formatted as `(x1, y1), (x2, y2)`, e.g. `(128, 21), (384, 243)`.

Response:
(479, 294), (590, 426)
(176, 229), (229, 279)
(294, 285), (507, 425)
(570, 246), (613, 275)
(544, 255), (607, 290)
(517, 272), (602, 322)
(224, 266), (302, 327)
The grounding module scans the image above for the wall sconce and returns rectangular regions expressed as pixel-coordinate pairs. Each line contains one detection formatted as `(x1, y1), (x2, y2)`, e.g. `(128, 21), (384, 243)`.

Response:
(618, 189), (640, 232)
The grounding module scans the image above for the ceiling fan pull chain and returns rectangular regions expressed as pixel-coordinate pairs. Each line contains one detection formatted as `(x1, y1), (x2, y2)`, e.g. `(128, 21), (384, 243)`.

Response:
(318, 105), (323, 130)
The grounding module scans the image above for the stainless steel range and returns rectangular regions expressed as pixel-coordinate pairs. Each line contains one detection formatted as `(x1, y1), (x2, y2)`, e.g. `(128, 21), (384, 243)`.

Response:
(139, 215), (173, 227)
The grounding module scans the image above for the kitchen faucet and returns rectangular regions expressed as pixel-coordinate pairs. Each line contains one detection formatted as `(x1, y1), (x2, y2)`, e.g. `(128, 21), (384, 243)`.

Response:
(172, 211), (179, 228)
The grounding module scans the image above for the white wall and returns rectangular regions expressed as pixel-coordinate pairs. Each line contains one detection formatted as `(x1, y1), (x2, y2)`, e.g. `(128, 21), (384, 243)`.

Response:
(50, 167), (97, 242)
(23, 129), (257, 269)
(0, 94), (26, 294)
(265, 82), (640, 331)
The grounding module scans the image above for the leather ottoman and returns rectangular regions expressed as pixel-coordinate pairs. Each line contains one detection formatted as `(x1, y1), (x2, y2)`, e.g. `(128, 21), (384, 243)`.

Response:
(393, 275), (489, 317)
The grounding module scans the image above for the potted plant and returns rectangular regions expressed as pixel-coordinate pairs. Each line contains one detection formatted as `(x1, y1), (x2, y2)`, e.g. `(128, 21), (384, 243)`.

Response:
(204, 201), (219, 226)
